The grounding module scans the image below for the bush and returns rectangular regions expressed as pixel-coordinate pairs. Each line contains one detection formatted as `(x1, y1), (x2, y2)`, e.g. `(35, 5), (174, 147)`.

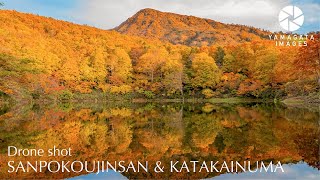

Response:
(284, 80), (318, 97)
(143, 90), (155, 99)
(58, 90), (73, 101)
(201, 88), (215, 99)
(257, 86), (276, 99)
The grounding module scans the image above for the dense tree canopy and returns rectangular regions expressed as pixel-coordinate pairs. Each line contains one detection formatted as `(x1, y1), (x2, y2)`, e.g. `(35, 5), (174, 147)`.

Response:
(0, 10), (318, 100)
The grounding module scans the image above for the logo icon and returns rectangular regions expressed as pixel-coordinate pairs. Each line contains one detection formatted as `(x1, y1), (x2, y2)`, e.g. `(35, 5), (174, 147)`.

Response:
(279, 5), (304, 31)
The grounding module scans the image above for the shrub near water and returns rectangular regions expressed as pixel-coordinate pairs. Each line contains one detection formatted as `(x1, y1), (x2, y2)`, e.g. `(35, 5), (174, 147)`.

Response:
(58, 91), (73, 101)
(202, 89), (215, 99)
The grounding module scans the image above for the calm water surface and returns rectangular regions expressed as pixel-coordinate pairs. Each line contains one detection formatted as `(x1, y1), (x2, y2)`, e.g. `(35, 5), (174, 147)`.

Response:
(0, 102), (319, 179)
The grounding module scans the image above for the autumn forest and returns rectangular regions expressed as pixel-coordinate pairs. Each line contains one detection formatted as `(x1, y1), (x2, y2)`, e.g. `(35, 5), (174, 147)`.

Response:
(0, 5), (319, 180)
(0, 9), (318, 104)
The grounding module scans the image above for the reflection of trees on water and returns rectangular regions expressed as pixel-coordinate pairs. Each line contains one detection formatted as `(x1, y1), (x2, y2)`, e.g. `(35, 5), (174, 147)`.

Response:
(0, 103), (318, 179)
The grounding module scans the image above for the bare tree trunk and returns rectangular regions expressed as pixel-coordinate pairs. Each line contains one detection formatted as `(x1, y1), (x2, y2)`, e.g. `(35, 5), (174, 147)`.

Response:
(179, 73), (184, 103)
(151, 71), (154, 83)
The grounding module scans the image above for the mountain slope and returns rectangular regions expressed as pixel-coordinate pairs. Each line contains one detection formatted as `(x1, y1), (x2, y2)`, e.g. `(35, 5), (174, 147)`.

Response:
(0, 10), (316, 102)
(0, 10), (181, 97)
(115, 8), (270, 46)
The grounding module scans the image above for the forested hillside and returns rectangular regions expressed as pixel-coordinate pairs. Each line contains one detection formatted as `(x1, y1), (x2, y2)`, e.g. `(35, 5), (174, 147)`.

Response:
(115, 8), (270, 46)
(0, 10), (319, 101)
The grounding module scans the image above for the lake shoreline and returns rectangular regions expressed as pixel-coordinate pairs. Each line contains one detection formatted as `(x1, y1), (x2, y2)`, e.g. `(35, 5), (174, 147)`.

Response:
(281, 95), (320, 105)
(1, 93), (319, 107)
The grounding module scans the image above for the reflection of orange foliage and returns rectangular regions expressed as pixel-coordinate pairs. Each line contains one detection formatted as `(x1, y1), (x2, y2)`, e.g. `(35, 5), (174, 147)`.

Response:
(110, 108), (132, 117)
(237, 107), (263, 122)
(221, 119), (242, 128)
(0, 104), (318, 179)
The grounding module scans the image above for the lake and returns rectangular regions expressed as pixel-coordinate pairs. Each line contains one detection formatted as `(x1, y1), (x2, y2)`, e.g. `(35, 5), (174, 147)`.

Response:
(0, 102), (319, 179)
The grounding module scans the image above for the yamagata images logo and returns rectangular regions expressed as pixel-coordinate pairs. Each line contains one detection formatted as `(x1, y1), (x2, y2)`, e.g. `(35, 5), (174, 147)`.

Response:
(279, 5), (304, 32)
